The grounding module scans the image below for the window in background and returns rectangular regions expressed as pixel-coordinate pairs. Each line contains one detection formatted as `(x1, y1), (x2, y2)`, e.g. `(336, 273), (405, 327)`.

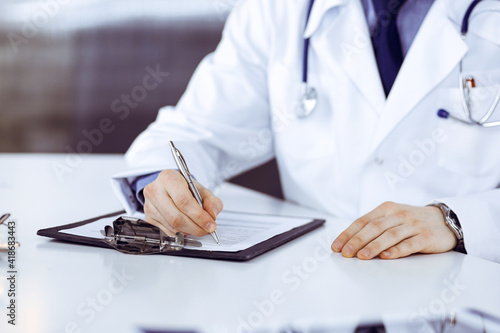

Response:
(0, 0), (230, 153)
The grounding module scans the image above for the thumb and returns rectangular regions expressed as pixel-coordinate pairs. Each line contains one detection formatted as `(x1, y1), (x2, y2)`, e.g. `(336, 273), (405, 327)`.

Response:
(194, 180), (224, 220)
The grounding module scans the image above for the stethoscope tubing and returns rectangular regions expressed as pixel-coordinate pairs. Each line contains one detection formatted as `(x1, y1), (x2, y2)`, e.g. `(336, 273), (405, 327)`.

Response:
(302, 0), (315, 85)
(301, 0), (500, 127)
(461, 0), (483, 35)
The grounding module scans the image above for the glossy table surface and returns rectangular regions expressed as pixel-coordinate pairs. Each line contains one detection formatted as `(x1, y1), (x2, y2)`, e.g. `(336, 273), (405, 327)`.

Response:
(1, 154), (499, 333)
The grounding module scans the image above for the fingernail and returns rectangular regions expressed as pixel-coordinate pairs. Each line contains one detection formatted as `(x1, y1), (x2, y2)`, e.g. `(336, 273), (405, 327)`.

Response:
(342, 244), (354, 257)
(359, 248), (370, 258)
(212, 207), (221, 217)
(205, 222), (216, 233)
(382, 250), (391, 257)
(332, 240), (342, 252)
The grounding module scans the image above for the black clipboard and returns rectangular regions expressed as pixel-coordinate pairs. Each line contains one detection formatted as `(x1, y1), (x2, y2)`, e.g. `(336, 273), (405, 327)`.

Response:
(37, 211), (325, 261)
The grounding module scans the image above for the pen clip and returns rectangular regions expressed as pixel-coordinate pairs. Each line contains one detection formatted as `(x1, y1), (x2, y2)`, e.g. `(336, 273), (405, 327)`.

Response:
(169, 141), (193, 181)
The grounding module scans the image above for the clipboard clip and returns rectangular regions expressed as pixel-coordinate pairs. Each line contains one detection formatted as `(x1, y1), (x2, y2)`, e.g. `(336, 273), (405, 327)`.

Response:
(101, 216), (202, 255)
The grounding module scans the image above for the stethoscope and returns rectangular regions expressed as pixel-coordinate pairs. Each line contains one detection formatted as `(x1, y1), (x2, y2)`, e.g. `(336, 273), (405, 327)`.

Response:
(297, 0), (317, 118)
(297, 0), (500, 127)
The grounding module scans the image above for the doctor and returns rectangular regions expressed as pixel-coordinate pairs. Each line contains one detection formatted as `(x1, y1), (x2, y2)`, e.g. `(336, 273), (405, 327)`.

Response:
(112, 0), (500, 263)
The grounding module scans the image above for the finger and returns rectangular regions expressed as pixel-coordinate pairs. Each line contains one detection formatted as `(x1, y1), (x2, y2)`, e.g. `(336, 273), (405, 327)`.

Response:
(150, 217), (177, 237)
(167, 186), (217, 234)
(156, 171), (217, 234)
(341, 216), (403, 258)
(144, 181), (209, 236)
(161, 192), (210, 236)
(331, 202), (395, 252)
(357, 225), (416, 260)
(379, 236), (424, 259)
(195, 180), (224, 220)
(144, 201), (177, 236)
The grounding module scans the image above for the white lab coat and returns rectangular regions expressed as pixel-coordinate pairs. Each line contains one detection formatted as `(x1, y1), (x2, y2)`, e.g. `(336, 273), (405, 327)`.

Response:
(112, 0), (500, 263)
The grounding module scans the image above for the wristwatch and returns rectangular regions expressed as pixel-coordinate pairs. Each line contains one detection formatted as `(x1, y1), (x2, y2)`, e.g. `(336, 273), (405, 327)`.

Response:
(427, 203), (466, 254)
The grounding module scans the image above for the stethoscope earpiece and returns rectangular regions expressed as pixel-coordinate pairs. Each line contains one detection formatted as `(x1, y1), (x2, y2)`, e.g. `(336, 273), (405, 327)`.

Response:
(437, 109), (480, 126)
(437, 109), (450, 119)
(300, 0), (499, 126)
(438, 0), (500, 127)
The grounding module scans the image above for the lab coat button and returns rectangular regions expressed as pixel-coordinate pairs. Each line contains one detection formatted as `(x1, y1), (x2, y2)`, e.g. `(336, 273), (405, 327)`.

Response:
(374, 157), (384, 165)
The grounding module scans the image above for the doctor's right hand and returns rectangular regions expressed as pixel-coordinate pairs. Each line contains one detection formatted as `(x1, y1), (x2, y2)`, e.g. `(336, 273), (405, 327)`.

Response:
(142, 169), (223, 237)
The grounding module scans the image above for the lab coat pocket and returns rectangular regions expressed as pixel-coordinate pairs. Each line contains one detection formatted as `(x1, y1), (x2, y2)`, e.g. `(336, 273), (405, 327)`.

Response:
(436, 85), (500, 178)
(441, 67), (500, 118)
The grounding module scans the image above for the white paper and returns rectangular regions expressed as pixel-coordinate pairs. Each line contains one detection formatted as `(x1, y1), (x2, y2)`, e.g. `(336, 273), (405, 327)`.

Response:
(60, 211), (314, 252)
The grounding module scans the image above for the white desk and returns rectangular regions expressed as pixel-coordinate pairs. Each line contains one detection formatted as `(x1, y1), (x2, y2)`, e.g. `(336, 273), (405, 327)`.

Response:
(1, 154), (499, 333)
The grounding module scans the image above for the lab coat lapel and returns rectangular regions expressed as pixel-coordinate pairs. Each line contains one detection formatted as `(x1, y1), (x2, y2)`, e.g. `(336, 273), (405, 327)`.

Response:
(305, 0), (386, 113)
(369, 0), (468, 153)
(304, 0), (347, 37)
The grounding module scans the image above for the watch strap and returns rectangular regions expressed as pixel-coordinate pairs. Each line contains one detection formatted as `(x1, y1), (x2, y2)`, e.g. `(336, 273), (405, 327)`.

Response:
(427, 203), (467, 254)
(448, 208), (466, 254)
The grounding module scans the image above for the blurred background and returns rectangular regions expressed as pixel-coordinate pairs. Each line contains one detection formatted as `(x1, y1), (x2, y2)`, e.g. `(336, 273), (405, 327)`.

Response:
(0, 0), (282, 197)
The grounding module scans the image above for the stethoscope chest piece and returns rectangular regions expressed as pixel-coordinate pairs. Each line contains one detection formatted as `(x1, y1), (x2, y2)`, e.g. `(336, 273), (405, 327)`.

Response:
(297, 83), (318, 118)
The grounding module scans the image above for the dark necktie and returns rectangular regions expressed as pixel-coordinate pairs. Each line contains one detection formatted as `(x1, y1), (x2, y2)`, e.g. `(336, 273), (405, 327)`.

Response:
(371, 0), (407, 97)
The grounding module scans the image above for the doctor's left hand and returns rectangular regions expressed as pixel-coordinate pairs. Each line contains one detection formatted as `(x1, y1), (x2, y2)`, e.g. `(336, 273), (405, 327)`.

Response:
(331, 202), (457, 260)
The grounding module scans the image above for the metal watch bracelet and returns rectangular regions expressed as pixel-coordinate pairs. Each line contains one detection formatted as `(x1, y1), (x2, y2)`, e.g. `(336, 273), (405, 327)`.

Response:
(427, 203), (467, 254)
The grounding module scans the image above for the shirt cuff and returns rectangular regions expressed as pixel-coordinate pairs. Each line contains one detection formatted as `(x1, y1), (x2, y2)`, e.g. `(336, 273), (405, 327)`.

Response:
(130, 172), (161, 210)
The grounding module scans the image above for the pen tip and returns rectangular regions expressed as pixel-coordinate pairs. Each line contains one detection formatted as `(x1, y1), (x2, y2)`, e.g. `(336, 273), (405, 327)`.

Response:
(211, 231), (221, 245)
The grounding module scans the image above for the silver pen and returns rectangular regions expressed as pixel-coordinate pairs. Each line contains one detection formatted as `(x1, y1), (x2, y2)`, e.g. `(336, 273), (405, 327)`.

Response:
(169, 141), (221, 245)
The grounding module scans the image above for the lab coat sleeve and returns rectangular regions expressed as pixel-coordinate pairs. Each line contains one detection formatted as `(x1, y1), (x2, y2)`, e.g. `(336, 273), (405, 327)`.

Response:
(438, 188), (500, 264)
(113, 0), (275, 212)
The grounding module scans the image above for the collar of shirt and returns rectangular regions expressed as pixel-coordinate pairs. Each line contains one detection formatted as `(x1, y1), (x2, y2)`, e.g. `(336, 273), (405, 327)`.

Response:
(362, 0), (435, 56)
(303, 0), (435, 58)
(303, 0), (435, 57)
